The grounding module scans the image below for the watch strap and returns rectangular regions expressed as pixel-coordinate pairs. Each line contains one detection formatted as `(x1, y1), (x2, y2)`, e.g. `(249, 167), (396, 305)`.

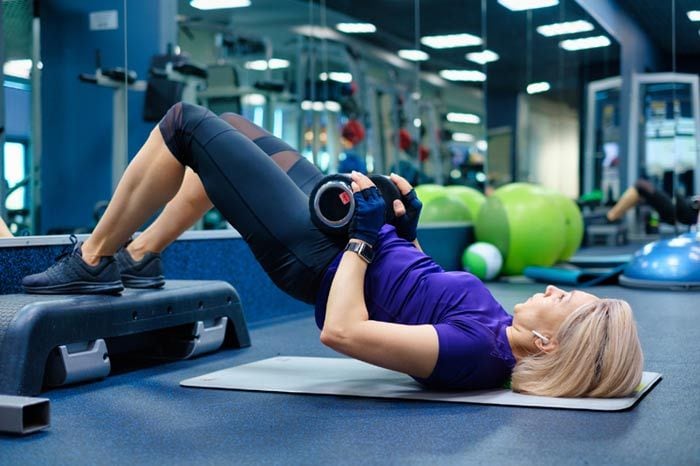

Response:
(344, 241), (374, 264)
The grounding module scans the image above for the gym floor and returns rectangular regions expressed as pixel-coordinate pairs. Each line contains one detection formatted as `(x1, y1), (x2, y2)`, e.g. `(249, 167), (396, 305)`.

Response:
(1, 281), (698, 465)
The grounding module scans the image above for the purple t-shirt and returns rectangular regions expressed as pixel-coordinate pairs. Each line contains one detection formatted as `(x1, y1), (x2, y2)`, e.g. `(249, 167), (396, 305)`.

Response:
(315, 225), (516, 390)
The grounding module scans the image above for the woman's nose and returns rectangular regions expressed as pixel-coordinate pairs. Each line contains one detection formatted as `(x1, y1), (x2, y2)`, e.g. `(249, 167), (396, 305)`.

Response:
(545, 285), (561, 296)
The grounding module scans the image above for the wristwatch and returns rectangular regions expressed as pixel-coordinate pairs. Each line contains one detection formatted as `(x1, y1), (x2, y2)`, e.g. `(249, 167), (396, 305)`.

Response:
(344, 241), (374, 264)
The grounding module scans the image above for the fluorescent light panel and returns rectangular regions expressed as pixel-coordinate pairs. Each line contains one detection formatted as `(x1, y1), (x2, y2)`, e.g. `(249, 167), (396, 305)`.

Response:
(336, 22), (376, 33)
(301, 100), (341, 112)
(559, 35), (611, 51)
(688, 10), (700, 21)
(527, 81), (551, 94)
(452, 132), (475, 142)
(190, 0), (250, 10)
(446, 112), (481, 124)
(3, 59), (32, 79)
(420, 33), (482, 49)
(498, 0), (558, 11)
(244, 58), (290, 70)
(536, 20), (594, 37)
(319, 72), (353, 83)
(398, 49), (429, 61)
(324, 101), (341, 112)
(465, 50), (499, 64)
(242, 93), (266, 106)
(439, 69), (486, 82)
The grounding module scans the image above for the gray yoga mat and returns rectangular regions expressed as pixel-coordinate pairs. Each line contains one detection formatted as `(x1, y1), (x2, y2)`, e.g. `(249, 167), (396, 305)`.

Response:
(181, 356), (661, 411)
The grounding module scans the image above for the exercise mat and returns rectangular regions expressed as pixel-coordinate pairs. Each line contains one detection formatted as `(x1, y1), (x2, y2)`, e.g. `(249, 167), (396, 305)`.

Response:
(181, 356), (661, 411)
(523, 264), (626, 287)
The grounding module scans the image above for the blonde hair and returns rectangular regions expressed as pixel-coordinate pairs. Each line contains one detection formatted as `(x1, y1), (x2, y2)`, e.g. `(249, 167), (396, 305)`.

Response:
(511, 299), (643, 398)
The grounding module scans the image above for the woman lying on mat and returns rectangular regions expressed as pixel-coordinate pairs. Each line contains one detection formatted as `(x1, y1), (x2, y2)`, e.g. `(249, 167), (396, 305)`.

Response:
(22, 103), (644, 398)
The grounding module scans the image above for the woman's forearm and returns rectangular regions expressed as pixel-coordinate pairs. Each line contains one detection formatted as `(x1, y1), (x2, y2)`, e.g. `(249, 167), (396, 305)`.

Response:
(324, 241), (370, 331)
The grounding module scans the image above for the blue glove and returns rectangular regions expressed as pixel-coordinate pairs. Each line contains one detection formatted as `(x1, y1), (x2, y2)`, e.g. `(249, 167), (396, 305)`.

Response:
(348, 186), (386, 247)
(394, 189), (423, 242)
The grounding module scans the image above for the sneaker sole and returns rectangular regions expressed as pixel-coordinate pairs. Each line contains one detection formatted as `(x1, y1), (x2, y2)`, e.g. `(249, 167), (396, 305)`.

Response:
(121, 274), (165, 289)
(23, 281), (124, 295)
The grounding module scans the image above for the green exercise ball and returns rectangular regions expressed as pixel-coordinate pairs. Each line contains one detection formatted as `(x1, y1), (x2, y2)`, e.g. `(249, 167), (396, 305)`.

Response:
(547, 191), (584, 261)
(444, 185), (486, 219)
(475, 183), (566, 275)
(462, 242), (503, 281)
(414, 184), (446, 204)
(419, 195), (472, 224)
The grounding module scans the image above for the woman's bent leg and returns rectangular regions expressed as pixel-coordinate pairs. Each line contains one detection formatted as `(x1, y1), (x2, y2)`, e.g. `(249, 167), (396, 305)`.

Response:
(128, 167), (212, 259)
(634, 179), (676, 224)
(81, 127), (186, 264)
(218, 112), (324, 195)
(159, 103), (340, 303)
(128, 111), (324, 258)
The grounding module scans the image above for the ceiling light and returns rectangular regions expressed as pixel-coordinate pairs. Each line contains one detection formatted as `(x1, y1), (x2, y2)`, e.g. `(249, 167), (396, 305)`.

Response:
(190, 0), (251, 10)
(439, 69), (486, 82)
(476, 140), (488, 151)
(452, 132), (475, 142)
(498, 0), (558, 11)
(3, 59), (32, 79)
(267, 59), (290, 69)
(688, 10), (700, 21)
(526, 81), (551, 94)
(244, 58), (290, 70)
(336, 22), (376, 33)
(536, 20), (594, 37)
(398, 49), (429, 61)
(312, 101), (325, 112)
(465, 50), (499, 65)
(319, 72), (353, 83)
(420, 33), (482, 49)
(324, 101), (341, 112)
(301, 100), (313, 111)
(242, 93), (266, 106)
(559, 35), (611, 51)
(446, 112), (481, 124)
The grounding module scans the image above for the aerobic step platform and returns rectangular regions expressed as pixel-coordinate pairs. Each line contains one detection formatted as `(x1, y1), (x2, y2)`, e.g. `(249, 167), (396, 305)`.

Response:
(0, 280), (250, 396)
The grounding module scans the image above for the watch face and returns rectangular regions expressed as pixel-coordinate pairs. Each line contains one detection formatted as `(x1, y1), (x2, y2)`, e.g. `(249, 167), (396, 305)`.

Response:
(359, 243), (374, 262)
(346, 241), (373, 263)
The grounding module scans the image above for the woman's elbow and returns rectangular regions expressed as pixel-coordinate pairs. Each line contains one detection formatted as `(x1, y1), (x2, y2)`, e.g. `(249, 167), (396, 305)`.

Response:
(319, 325), (351, 350)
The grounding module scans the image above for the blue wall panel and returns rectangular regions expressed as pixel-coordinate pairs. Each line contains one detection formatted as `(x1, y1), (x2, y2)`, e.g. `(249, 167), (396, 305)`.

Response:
(40, 0), (174, 234)
(40, 0), (125, 233)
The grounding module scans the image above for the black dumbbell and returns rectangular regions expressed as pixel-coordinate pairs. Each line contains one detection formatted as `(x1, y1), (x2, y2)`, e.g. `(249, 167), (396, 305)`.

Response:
(309, 173), (402, 235)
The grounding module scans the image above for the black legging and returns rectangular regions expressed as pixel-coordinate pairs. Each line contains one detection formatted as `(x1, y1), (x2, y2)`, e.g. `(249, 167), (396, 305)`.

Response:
(635, 179), (699, 225)
(159, 102), (344, 304)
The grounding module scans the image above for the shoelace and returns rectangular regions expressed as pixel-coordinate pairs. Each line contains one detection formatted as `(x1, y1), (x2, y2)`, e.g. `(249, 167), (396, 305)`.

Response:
(53, 234), (80, 264)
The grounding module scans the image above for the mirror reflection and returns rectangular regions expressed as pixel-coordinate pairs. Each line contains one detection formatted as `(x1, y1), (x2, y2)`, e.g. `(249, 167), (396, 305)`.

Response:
(486, 0), (620, 198)
(1, 0), (698, 239)
(123, 0), (486, 230)
(1, 0), (127, 236)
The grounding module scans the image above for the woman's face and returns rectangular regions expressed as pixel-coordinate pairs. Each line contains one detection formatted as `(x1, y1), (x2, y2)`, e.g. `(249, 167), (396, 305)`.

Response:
(513, 285), (599, 335)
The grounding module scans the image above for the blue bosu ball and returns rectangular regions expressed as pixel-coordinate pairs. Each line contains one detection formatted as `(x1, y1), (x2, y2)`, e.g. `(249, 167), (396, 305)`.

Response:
(620, 232), (700, 290)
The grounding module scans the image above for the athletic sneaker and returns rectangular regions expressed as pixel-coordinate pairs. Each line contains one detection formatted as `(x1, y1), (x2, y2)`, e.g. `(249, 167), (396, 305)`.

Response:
(115, 243), (165, 289)
(22, 235), (124, 295)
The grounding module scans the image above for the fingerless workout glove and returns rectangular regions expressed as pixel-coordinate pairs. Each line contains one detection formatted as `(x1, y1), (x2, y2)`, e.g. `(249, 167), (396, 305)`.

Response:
(394, 189), (423, 242)
(348, 186), (386, 247)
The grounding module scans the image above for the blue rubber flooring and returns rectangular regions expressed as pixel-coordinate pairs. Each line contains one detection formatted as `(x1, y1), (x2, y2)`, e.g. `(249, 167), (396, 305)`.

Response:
(1, 283), (698, 465)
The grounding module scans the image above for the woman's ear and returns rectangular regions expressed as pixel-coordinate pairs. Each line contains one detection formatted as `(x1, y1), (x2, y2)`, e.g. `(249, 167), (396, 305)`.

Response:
(535, 335), (558, 353)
